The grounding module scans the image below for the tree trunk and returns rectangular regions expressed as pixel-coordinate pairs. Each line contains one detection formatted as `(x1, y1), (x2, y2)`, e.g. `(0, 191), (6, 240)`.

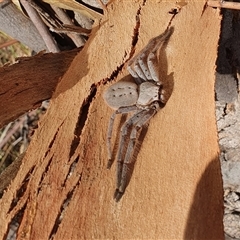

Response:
(0, 1), (224, 239)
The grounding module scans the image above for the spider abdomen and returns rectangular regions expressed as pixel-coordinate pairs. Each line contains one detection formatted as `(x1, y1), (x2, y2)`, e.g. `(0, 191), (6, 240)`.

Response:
(103, 80), (138, 110)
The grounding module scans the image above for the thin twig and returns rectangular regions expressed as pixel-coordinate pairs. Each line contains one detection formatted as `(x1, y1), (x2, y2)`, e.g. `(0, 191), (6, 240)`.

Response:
(208, 0), (240, 10)
(19, 0), (60, 52)
(0, 39), (18, 49)
(28, 0), (61, 29)
(0, 122), (12, 143)
(50, 25), (91, 36)
(51, 6), (85, 47)
(96, 0), (107, 12)
(0, 118), (25, 150)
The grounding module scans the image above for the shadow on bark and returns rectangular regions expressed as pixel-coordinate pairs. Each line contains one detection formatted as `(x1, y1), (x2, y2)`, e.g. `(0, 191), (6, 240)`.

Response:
(184, 156), (224, 239)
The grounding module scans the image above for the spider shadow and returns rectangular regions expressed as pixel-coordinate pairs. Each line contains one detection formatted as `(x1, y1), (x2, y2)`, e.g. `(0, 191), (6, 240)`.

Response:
(108, 113), (128, 167)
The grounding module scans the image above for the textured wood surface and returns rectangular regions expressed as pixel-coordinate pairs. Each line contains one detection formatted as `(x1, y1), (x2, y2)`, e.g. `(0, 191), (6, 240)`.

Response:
(0, 1), (224, 239)
(0, 49), (79, 128)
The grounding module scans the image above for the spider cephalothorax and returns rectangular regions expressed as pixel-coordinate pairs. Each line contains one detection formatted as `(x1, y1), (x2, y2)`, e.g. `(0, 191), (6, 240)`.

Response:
(103, 27), (174, 201)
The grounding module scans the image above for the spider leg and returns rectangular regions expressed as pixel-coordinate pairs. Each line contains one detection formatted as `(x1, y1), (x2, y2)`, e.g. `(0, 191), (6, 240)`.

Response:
(147, 51), (171, 104)
(138, 52), (152, 80)
(147, 51), (161, 84)
(127, 61), (147, 82)
(127, 65), (139, 80)
(107, 105), (139, 168)
(148, 26), (173, 55)
(147, 28), (173, 86)
(107, 111), (117, 168)
(115, 107), (158, 200)
(137, 36), (165, 81)
(114, 106), (160, 201)
(127, 27), (173, 84)
(127, 37), (159, 82)
(115, 109), (145, 192)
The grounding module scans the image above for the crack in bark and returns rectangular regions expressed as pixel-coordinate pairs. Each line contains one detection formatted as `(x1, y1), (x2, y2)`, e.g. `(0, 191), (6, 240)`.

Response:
(14, 87), (35, 96)
(63, 155), (79, 187)
(8, 166), (35, 213)
(35, 122), (65, 193)
(37, 155), (54, 194)
(100, 3), (142, 86)
(69, 84), (97, 159)
(167, 7), (180, 28)
(44, 122), (64, 158)
(48, 174), (82, 240)
(127, 3), (142, 60)
(201, 2), (208, 16)
(5, 201), (27, 240)
(0, 89), (10, 96)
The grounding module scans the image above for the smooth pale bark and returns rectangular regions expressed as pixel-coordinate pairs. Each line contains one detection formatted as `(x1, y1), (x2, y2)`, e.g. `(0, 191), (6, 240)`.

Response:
(0, 1), (47, 52)
(0, 1), (224, 239)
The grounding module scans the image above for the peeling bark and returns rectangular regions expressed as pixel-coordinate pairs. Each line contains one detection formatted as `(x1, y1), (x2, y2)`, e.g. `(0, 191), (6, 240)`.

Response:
(0, 49), (80, 128)
(0, 1), (224, 239)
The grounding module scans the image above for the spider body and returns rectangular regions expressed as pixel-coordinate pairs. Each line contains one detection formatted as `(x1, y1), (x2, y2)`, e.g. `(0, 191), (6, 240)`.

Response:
(103, 27), (173, 201)
(104, 80), (160, 109)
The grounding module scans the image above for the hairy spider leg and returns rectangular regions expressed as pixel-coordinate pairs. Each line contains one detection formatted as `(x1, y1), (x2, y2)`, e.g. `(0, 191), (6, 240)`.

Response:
(127, 27), (173, 84)
(148, 50), (171, 104)
(115, 109), (148, 194)
(107, 105), (139, 169)
(127, 38), (157, 82)
(127, 62), (146, 82)
(147, 51), (161, 84)
(126, 65), (138, 79)
(136, 34), (167, 81)
(147, 27), (173, 85)
(138, 51), (152, 80)
(127, 33), (160, 82)
(134, 61), (148, 81)
(127, 55), (141, 83)
(117, 105), (159, 197)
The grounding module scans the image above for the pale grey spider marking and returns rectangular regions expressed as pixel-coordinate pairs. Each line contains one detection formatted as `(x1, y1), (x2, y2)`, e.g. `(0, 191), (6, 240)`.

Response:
(103, 27), (174, 201)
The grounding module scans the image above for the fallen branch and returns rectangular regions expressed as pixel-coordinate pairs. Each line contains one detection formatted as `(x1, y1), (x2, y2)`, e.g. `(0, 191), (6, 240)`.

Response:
(208, 0), (240, 10)
(0, 48), (80, 128)
(19, 0), (60, 52)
